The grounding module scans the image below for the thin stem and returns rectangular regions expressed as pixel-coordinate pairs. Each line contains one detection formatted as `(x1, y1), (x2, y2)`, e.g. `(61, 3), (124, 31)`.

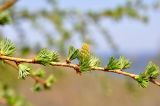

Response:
(150, 79), (160, 86)
(0, 0), (17, 12)
(0, 55), (160, 87)
(3, 60), (46, 86)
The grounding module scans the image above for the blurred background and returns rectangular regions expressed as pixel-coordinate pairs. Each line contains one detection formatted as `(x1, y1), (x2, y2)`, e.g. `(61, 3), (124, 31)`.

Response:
(0, 0), (160, 106)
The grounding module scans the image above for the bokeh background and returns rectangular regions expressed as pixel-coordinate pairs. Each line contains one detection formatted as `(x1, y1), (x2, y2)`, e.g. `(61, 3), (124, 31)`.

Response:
(0, 0), (160, 106)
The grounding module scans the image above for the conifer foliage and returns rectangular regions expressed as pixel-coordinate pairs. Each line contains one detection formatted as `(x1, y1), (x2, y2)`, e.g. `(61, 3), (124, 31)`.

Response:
(0, 37), (159, 88)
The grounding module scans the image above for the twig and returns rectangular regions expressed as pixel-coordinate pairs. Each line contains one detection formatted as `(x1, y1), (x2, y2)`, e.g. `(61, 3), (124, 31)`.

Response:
(150, 79), (160, 86)
(3, 60), (46, 86)
(0, 55), (160, 87)
(0, 0), (17, 12)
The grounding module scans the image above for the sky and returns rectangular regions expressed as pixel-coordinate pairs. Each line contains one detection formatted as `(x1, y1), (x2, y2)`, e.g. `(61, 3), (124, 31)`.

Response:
(2, 0), (160, 55)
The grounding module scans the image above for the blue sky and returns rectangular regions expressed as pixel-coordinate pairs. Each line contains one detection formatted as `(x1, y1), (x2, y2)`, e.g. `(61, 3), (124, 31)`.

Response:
(3, 0), (160, 54)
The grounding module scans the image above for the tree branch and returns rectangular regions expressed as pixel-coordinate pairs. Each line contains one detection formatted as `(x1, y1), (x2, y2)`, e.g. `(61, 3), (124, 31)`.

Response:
(0, 0), (17, 12)
(0, 55), (160, 87)
(3, 60), (46, 86)
(150, 79), (160, 86)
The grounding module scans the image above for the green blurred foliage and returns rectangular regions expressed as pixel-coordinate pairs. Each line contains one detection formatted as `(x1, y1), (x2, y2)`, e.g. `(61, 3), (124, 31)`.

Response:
(6, 0), (159, 54)
(0, 83), (32, 106)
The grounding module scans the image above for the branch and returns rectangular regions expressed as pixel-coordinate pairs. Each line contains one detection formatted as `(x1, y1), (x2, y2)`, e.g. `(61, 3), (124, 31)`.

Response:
(3, 60), (47, 86)
(150, 79), (160, 86)
(0, 55), (160, 87)
(0, 39), (159, 88)
(0, 0), (17, 12)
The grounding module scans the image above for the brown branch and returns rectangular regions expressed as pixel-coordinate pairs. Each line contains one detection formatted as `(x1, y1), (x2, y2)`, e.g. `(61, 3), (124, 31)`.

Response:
(0, 55), (137, 78)
(3, 60), (46, 86)
(0, 0), (17, 12)
(0, 55), (160, 87)
(150, 79), (160, 86)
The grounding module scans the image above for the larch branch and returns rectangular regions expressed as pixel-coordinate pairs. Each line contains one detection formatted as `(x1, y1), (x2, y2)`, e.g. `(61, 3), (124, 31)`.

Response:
(0, 55), (160, 87)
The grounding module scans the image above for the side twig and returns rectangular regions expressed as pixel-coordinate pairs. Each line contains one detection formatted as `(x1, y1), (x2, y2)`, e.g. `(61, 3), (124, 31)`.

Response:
(3, 60), (46, 86)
